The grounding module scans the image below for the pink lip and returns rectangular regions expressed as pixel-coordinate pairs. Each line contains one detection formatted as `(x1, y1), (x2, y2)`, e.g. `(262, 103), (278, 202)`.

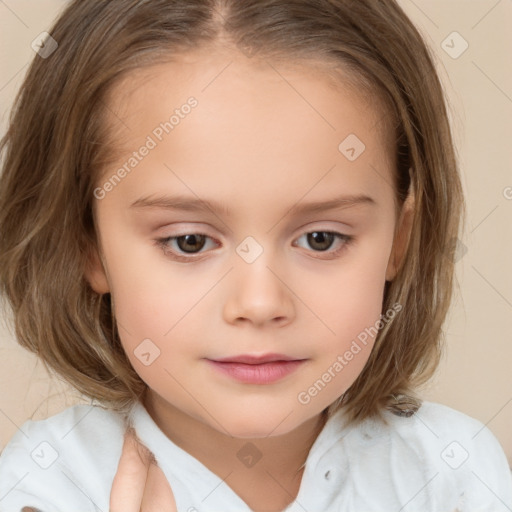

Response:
(211, 353), (299, 364)
(206, 354), (307, 384)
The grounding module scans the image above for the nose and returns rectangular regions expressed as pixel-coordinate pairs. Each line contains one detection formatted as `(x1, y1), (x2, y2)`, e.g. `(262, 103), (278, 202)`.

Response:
(222, 253), (295, 328)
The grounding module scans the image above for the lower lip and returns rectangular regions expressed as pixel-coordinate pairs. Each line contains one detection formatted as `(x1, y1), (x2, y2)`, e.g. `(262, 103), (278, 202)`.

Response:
(206, 360), (306, 384)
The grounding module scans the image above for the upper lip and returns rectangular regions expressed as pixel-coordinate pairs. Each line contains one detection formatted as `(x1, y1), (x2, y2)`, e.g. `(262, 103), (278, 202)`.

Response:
(209, 353), (304, 364)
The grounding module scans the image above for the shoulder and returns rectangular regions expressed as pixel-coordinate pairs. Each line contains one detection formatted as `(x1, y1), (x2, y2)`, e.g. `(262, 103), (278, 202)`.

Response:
(387, 400), (510, 469)
(319, 400), (512, 510)
(384, 399), (496, 442)
(376, 400), (512, 510)
(0, 403), (126, 512)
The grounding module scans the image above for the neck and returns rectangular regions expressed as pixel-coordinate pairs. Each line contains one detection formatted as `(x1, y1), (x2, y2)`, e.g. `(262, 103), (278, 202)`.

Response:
(143, 390), (328, 509)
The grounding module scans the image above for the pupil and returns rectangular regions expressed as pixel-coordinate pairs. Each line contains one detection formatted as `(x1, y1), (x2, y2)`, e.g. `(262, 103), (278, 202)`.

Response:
(309, 232), (333, 251)
(178, 234), (206, 253)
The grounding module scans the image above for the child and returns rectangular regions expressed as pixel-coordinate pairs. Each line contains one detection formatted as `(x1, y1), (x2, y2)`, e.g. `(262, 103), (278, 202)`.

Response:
(0, 0), (510, 510)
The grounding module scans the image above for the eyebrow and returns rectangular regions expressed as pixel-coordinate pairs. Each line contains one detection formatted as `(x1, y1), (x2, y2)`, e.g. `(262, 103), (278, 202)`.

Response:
(130, 193), (376, 216)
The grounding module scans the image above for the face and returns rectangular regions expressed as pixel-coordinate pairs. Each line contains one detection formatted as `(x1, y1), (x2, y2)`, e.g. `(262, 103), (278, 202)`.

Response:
(87, 48), (412, 438)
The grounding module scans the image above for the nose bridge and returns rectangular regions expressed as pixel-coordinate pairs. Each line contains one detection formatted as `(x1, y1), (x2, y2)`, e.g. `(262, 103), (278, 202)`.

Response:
(223, 237), (294, 325)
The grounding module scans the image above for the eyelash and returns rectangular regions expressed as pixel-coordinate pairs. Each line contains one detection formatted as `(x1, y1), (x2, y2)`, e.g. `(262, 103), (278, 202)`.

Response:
(154, 230), (354, 262)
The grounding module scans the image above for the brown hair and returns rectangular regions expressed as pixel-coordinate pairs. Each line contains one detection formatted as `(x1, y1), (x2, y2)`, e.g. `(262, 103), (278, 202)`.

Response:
(0, 0), (465, 425)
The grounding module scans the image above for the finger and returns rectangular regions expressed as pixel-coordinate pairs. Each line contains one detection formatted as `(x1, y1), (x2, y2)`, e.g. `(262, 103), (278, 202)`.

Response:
(140, 460), (178, 512)
(110, 428), (151, 512)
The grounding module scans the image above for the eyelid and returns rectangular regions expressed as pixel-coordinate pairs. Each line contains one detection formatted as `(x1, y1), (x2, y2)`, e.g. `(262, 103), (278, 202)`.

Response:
(291, 220), (354, 237)
(155, 225), (354, 262)
(155, 220), (353, 238)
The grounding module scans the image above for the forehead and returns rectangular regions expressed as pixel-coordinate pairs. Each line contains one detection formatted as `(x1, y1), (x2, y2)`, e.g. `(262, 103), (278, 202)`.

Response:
(99, 49), (396, 210)
(105, 48), (393, 141)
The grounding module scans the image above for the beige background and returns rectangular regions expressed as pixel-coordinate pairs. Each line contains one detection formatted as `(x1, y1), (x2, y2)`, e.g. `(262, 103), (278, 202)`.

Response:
(0, 0), (511, 468)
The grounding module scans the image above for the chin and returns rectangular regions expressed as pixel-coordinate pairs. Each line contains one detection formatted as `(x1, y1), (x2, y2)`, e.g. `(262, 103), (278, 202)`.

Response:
(217, 407), (304, 439)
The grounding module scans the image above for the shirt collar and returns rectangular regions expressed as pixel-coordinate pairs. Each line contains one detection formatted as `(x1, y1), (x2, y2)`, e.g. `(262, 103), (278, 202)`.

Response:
(126, 400), (364, 509)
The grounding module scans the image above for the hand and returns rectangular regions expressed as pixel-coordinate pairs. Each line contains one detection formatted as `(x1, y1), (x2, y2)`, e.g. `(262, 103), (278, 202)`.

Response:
(110, 427), (177, 512)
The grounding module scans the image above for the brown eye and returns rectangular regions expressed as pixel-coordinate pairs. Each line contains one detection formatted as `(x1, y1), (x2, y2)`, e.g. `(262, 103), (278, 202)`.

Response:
(293, 231), (354, 259)
(175, 234), (207, 253)
(155, 230), (353, 263)
(306, 231), (336, 251)
(155, 233), (219, 261)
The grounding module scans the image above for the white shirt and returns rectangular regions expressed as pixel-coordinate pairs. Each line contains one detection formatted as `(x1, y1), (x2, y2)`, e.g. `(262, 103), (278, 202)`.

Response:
(0, 399), (510, 511)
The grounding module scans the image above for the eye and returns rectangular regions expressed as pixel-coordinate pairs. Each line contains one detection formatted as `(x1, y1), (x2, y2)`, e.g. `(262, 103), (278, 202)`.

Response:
(155, 230), (354, 262)
(155, 233), (219, 261)
(293, 231), (353, 258)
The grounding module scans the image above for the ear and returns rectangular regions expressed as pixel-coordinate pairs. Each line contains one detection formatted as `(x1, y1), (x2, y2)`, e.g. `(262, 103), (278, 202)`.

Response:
(84, 244), (110, 294)
(385, 187), (415, 282)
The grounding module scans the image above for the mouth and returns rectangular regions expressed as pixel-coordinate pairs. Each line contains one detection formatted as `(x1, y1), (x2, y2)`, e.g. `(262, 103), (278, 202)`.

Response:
(205, 353), (307, 384)
(210, 353), (302, 364)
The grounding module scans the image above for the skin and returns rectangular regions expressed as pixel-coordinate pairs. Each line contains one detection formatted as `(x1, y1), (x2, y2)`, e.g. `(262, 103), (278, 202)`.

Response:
(110, 428), (176, 512)
(87, 46), (415, 511)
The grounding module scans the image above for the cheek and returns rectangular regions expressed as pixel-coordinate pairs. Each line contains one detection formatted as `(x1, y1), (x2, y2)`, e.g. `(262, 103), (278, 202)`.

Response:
(109, 265), (207, 351)
(105, 255), (204, 395)
(306, 241), (389, 339)
(97, 225), (200, 350)
(299, 240), (391, 391)
(297, 284), (386, 408)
